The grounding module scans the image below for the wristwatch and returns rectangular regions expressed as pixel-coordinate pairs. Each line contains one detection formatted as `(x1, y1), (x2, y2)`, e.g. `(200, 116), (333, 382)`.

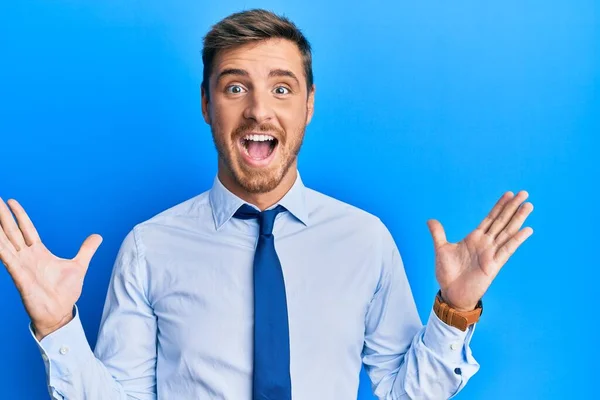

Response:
(433, 290), (483, 332)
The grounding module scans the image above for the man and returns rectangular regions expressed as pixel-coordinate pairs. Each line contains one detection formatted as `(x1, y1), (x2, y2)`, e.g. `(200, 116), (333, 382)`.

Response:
(0, 9), (533, 400)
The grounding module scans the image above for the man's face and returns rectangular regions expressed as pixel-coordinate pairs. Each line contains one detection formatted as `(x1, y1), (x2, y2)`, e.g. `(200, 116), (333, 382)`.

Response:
(202, 38), (315, 194)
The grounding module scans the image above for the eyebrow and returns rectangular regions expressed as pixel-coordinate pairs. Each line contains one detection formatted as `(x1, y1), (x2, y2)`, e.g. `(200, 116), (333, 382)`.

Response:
(216, 68), (249, 84)
(268, 69), (300, 86)
(216, 68), (300, 86)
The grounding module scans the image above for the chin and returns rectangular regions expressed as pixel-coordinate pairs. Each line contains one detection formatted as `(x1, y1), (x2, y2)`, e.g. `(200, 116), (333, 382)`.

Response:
(216, 139), (299, 194)
(235, 167), (284, 194)
(232, 153), (298, 194)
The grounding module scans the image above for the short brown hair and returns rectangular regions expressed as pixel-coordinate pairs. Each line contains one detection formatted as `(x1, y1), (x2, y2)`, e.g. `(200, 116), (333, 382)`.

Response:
(201, 9), (313, 99)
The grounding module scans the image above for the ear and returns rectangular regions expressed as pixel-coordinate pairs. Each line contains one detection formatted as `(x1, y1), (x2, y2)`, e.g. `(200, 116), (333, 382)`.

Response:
(201, 85), (211, 125)
(305, 84), (315, 126)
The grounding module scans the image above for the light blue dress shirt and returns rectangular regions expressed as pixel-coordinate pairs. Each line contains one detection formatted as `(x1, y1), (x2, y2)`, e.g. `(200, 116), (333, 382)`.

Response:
(31, 171), (479, 399)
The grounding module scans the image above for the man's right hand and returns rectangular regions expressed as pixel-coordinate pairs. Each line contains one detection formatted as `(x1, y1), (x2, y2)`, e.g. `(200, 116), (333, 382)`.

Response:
(0, 197), (102, 340)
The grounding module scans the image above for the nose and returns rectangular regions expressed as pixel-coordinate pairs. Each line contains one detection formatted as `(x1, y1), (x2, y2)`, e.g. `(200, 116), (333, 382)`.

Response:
(243, 90), (274, 124)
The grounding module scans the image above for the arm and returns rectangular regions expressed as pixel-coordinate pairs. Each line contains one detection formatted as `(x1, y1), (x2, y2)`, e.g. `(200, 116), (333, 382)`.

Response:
(362, 222), (479, 400)
(30, 228), (157, 399)
(364, 190), (533, 399)
(0, 196), (157, 399)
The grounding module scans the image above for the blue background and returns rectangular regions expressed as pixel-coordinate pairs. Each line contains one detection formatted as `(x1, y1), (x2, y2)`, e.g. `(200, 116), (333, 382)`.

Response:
(1, 1), (597, 398)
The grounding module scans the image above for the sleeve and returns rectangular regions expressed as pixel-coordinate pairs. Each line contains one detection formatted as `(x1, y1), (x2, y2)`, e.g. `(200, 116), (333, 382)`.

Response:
(361, 221), (480, 400)
(30, 227), (158, 399)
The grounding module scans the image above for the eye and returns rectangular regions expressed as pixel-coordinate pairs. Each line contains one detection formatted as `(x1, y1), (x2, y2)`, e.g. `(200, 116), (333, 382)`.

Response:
(273, 86), (291, 95)
(226, 85), (246, 94)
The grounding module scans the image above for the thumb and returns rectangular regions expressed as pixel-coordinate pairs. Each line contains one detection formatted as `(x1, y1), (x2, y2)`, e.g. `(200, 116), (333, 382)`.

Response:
(427, 219), (447, 249)
(74, 234), (103, 268)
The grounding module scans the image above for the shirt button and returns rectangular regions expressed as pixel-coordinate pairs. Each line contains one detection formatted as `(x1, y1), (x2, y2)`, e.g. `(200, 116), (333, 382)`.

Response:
(59, 346), (69, 355)
(450, 343), (458, 351)
(41, 354), (48, 361)
(454, 367), (462, 375)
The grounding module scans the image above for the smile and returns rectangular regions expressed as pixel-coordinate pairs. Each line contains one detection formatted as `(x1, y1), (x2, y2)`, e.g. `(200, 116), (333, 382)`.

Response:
(238, 133), (279, 167)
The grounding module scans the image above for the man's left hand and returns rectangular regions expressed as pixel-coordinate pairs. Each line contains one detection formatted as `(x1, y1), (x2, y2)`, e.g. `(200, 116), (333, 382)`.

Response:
(427, 190), (534, 311)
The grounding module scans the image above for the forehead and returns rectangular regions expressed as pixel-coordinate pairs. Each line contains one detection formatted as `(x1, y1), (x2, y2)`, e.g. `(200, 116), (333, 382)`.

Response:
(212, 38), (305, 82)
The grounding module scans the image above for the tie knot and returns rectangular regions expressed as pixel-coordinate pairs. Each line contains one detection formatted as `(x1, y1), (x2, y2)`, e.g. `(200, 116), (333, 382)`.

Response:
(233, 204), (287, 236)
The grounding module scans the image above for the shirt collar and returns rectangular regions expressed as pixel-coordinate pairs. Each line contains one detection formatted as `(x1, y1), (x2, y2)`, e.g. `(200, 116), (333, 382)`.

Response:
(209, 170), (310, 231)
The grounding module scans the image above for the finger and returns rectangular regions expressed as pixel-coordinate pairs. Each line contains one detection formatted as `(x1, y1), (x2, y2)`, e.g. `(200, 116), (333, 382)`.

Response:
(495, 202), (534, 248)
(73, 234), (103, 270)
(0, 197), (27, 252)
(427, 219), (447, 249)
(486, 190), (529, 238)
(493, 227), (533, 265)
(477, 192), (514, 232)
(0, 236), (26, 285)
(6, 199), (42, 246)
(0, 219), (17, 256)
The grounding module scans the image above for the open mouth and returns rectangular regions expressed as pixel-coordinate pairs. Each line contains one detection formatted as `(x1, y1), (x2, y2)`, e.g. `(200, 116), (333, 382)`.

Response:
(239, 134), (279, 166)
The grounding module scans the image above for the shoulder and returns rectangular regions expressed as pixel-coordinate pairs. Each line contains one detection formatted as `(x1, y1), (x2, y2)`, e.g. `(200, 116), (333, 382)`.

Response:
(304, 186), (390, 241)
(121, 189), (213, 254)
(132, 189), (212, 232)
(304, 187), (402, 287)
(144, 189), (212, 224)
(112, 189), (212, 282)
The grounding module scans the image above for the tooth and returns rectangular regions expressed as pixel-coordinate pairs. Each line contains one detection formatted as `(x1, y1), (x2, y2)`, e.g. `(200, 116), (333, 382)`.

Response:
(244, 134), (277, 142)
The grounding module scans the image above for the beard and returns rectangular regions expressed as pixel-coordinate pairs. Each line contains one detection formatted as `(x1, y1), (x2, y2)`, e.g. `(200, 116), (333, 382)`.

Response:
(211, 119), (305, 194)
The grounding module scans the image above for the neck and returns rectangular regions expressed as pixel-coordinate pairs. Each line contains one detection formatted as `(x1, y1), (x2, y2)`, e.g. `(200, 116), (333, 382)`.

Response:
(217, 161), (298, 211)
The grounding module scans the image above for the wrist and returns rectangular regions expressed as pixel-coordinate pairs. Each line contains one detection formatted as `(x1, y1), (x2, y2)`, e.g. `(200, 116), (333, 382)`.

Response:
(434, 290), (483, 331)
(33, 312), (74, 341)
(439, 290), (478, 312)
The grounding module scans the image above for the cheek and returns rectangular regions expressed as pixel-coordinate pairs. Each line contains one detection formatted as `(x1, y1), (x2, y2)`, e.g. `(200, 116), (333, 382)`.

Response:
(277, 100), (308, 130)
(212, 99), (242, 132)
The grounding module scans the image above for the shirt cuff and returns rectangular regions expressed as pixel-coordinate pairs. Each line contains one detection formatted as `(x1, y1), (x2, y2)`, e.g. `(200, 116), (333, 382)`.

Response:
(422, 309), (476, 364)
(29, 305), (95, 379)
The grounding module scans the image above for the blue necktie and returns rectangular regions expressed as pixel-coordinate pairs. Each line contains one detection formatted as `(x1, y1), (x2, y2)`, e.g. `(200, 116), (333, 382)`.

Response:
(234, 204), (292, 400)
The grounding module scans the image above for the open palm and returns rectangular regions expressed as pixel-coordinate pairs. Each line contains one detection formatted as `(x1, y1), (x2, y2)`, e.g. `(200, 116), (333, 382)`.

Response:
(0, 198), (102, 338)
(427, 191), (534, 311)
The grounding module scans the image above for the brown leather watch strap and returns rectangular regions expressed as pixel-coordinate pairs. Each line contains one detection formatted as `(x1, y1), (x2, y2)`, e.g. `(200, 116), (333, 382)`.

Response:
(433, 291), (483, 332)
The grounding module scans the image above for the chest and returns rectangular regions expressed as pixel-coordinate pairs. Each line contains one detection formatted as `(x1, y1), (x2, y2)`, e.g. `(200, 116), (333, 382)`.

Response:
(147, 228), (379, 359)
